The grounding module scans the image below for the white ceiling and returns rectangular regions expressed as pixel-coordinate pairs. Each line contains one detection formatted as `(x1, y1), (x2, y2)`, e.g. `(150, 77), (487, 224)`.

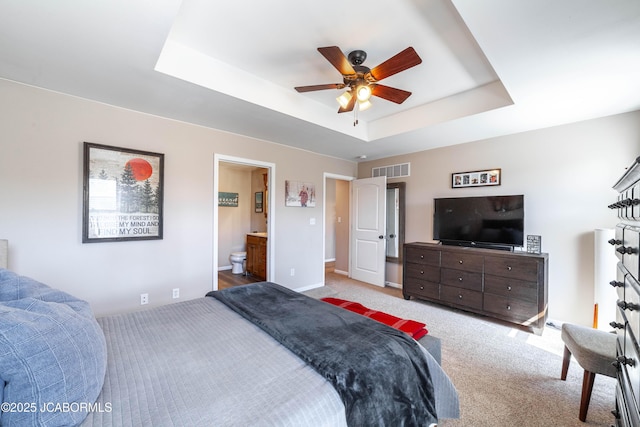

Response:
(1, 0), (639, 161)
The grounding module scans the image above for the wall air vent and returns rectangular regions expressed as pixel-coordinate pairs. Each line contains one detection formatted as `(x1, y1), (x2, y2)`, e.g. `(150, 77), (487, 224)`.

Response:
(372, 162), (410, 178)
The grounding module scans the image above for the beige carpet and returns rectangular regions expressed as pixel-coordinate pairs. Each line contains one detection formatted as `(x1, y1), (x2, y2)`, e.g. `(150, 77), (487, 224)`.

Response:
(304, 273), (617, 427)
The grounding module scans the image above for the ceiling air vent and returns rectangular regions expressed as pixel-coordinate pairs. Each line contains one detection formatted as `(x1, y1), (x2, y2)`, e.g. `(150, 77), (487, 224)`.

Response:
(372, 163), (410, 178)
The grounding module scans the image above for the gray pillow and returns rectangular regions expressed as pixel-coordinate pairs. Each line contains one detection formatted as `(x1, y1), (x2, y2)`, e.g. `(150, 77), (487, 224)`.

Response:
(0, 269), (107, 426)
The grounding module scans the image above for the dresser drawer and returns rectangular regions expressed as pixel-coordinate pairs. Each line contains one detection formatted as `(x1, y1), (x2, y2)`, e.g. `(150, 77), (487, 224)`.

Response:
(622, 226), (639, 280)
(616, 225), (626, 262)
(484, 256), (539, 282)
(441, 268), (482, 291)
(440, 286), (483, 310)
(483, 293), (539, 324)
(616, 262), (629, 301)
(633, 183), (640, 221)
(616, 331), (640, 427)
(405, 246), (440, 266)
(405, 263), (440, 282)
(441, 251), (483, 272)
(620, 274), (640, 355)
(404, 278), (439, 300)
(484, 275), (538, 303)
(626, 325), (640, 412)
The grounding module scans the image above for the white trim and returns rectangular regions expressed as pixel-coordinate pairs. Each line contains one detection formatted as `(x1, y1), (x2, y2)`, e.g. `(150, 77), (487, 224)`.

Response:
(334, 269), (349, 276)
(214, 154), (276, 291)
(296, 282), (325, 293)
(385, 281), (402, 289)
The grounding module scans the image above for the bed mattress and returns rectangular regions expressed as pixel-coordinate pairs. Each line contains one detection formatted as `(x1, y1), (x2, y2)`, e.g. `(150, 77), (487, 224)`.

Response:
(82, 296), (458, 426)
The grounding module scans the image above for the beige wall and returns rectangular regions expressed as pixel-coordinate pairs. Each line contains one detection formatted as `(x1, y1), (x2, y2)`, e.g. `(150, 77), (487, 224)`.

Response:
(359, 111), (640, 326)
(0, 79), (356, 316)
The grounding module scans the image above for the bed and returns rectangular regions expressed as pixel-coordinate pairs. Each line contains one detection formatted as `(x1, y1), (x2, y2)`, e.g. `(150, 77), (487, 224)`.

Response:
(0, 268), (459, 426)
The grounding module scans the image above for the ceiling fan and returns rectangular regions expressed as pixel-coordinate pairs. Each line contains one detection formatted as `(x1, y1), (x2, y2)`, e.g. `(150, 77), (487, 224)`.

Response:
(294, 46), (422, 115)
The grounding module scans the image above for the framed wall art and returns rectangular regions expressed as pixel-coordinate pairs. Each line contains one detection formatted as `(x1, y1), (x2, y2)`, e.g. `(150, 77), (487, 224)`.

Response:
(82, 142), (164, 243)
(452, 168), (501, 188)
(218, 192), (239, 207)
(285, 180), (315, 207)
(255, 191), (263, 213)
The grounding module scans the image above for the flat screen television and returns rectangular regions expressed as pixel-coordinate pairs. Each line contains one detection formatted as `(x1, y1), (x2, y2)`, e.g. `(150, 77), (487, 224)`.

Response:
(433, 195), (524, 251)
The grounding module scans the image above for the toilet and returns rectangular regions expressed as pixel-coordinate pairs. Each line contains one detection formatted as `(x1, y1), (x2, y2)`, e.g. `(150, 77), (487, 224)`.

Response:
(229, 251), (247, 274)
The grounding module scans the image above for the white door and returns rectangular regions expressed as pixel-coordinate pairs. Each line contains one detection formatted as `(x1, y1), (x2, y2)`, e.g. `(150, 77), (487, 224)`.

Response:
(350, 176), (387, 287)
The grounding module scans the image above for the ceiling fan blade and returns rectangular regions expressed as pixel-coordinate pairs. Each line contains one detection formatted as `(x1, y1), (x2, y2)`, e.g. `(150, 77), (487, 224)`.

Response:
(371, 84), (412, 104)
(338, 94), (356, 113)
(295, 83), (344, 93)
(369, 47), (422, 81)
(318, 46), (356, 76)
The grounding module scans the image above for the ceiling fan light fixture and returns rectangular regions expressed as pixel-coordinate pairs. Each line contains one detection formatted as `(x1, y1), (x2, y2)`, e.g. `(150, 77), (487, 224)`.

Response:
(356, 85), (372, 102)
(336, 91), (352, 108)
(358, 99), (372, 111)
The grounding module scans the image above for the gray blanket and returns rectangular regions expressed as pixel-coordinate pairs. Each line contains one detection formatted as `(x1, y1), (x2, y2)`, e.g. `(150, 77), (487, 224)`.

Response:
(210, 282), (438, 427)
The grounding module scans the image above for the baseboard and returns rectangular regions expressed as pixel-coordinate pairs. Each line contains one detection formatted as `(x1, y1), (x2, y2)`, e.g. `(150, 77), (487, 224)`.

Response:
(385, 281), (402, 289)
(218, 265), (232, 271)
(334, 269), (348, 276)
(296, 282), (325, 293)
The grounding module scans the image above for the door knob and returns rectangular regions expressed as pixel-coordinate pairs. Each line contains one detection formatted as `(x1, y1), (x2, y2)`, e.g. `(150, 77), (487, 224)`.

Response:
(378, 235), (384, 239)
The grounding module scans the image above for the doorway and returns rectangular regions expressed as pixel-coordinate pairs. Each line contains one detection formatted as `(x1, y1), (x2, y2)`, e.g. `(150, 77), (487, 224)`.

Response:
(213, 154), (275, 291)
(323, 173), (354, 285)
(323, 173), (388, 288)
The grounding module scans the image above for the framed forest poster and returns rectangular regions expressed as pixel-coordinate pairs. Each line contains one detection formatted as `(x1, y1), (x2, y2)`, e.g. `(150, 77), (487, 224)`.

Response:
(82, 142), (164, 243)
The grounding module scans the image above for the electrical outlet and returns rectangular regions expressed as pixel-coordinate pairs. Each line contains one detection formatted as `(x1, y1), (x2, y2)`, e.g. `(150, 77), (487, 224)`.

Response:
(140, 293), (149, 305)
(172, 288), (180, 299)
(290, 268), (295, 276)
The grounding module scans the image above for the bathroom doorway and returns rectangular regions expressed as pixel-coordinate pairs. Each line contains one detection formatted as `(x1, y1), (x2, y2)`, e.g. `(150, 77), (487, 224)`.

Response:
(213, 154), (275, 291)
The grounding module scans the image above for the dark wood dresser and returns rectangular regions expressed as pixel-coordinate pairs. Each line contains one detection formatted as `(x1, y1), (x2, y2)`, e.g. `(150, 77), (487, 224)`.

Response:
(403, 242), (548, 333)
(609, 156), (640, 426)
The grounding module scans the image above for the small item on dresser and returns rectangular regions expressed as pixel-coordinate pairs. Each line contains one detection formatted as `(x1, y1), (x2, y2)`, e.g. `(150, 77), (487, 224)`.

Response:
(526, 235), (542, 254)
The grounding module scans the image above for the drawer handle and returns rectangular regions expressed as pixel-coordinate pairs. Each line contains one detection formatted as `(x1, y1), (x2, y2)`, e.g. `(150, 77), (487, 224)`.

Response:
(420, 270), (424, 275)
(458, 277), (463, 282)
(616, 355), (635, 367)
(617, 300), (640, 311)
(458, 260), (463, 264)
(506, 305), (511, 311)
(616, 246), (638, 255)
(609, 321), (624, 329)
(458, 294), (463, 299)
(609, 280), (624, 288)
(507, 286), (512, 291)
(507, 266), (512, 271)
(420, 255), (424, 259)
(420, 286), (424, 290)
